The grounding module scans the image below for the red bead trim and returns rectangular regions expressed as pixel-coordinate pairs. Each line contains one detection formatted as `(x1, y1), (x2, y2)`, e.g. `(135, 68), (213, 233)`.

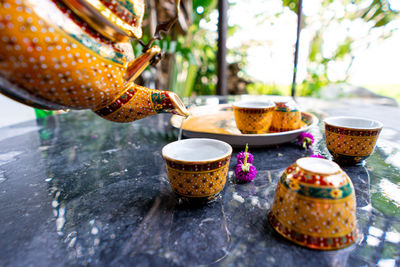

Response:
(95, 87), (138, 117)
(325, 124), (381, 136)
(52, 0), (118, 47)
(284, 165), (348, 187)
(269, 212), (357, 250)
(99, 0), (138, 26)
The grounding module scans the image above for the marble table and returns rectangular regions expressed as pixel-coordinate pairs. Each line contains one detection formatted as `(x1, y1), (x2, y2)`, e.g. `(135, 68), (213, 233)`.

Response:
(0, 96), (399, 266)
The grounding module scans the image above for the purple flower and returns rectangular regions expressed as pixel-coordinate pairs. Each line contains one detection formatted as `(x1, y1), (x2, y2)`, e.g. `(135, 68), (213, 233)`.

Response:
(237, 151), (254, 164)
(310, 154), (325, 159)
(235, 163), (257, 182)
(297, 132), (314, 150)
(236, 143), (254, 164)
(234, 143), (257, 182)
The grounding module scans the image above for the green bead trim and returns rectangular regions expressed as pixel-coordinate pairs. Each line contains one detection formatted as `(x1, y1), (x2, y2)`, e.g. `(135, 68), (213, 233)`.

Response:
(280, 174), (353, 199)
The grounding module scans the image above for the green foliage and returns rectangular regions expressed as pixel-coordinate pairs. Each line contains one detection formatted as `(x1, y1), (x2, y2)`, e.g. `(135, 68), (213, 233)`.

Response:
(135, 0), (399, 97)
(282, 0), (297, 13)
(132, 1), (221, 96)
(334, 37), (352, 59)
(169, 53), (199, 97)
(247, 83), (290, 96)
(283, 0), (400, 97)
(298, 71), (329, 97)
(364, 84), (400, 104)
(193, 0), (217, 19)
(361, 0), (397, 27)
(308, 32), (323, 62)
(246, 0), (399, 97)
(189, 1), (248, 95)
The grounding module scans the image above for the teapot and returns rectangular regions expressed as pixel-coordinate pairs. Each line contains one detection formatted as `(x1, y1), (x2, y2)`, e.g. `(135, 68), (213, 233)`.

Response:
(0, 0), (189, 122)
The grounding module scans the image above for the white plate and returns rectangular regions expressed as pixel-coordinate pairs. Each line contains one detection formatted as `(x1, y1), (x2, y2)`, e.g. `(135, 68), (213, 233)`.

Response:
(170, 104), (319, 147)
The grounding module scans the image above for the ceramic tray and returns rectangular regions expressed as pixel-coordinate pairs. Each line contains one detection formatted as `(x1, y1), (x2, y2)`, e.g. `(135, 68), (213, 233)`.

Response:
(170, 104), (318, 147)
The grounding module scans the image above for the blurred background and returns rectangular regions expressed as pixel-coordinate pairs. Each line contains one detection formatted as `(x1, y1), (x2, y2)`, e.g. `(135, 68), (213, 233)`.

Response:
(1, 0), (399, 127)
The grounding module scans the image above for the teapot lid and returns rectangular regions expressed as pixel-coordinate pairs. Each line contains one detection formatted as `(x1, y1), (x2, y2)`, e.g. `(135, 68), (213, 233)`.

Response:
(62, 0), (144, 41)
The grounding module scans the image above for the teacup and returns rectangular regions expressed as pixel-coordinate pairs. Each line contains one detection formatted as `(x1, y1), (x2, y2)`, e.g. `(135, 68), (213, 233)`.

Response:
(162, 138), (232, 203)
(232, 101), (275, 134)
(324, 116), (383, 165)
(269, 157), (357, 250)
(270, 101), (302, 132)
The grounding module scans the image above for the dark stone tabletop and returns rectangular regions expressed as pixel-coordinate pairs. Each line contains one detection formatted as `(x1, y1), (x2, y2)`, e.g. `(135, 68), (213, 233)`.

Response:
(0, 96), (399, 266)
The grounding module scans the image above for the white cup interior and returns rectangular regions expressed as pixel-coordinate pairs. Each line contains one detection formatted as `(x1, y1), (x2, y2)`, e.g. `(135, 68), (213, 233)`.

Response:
(162, 138), (232, 162)
(296, 157), (341, 175)
(324, 116), (383, 130)
(232, 101), (274, 109)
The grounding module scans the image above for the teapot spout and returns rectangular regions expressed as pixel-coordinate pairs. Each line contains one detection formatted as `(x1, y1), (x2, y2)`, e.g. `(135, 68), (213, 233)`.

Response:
(93, 83), (188, 122)
(151, 90), (189, 117)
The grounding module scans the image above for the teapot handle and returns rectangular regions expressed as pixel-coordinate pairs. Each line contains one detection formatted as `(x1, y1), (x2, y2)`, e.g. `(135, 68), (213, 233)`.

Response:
(94, 45), (189, 122)
(125, 45), (161, 83)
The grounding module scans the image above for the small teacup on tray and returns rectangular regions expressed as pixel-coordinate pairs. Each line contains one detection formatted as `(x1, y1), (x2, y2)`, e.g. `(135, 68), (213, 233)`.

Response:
(324, 116), (383, 165)
(232, 101), (275, 134)
(162, 138), (232, 204)
(269, 157), (357, 250)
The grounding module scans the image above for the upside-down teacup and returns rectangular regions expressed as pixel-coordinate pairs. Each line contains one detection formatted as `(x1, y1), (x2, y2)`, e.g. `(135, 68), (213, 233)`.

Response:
(269, 157), (357, 250)
(324, 116), (383, 165)
(162, 138), (232, 204)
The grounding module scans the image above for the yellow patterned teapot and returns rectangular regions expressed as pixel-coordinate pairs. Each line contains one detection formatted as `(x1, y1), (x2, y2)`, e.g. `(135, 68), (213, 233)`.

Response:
(0, 0), (188, 122)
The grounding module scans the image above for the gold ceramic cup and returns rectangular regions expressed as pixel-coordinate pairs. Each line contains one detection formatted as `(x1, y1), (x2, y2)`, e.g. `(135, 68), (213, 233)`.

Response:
(324, 116), (383, 165)
(162, 138), (232, 203)
(270, 101), (302, 132)
(269, 157), (357, 250)
(232, 101), (275, 134)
